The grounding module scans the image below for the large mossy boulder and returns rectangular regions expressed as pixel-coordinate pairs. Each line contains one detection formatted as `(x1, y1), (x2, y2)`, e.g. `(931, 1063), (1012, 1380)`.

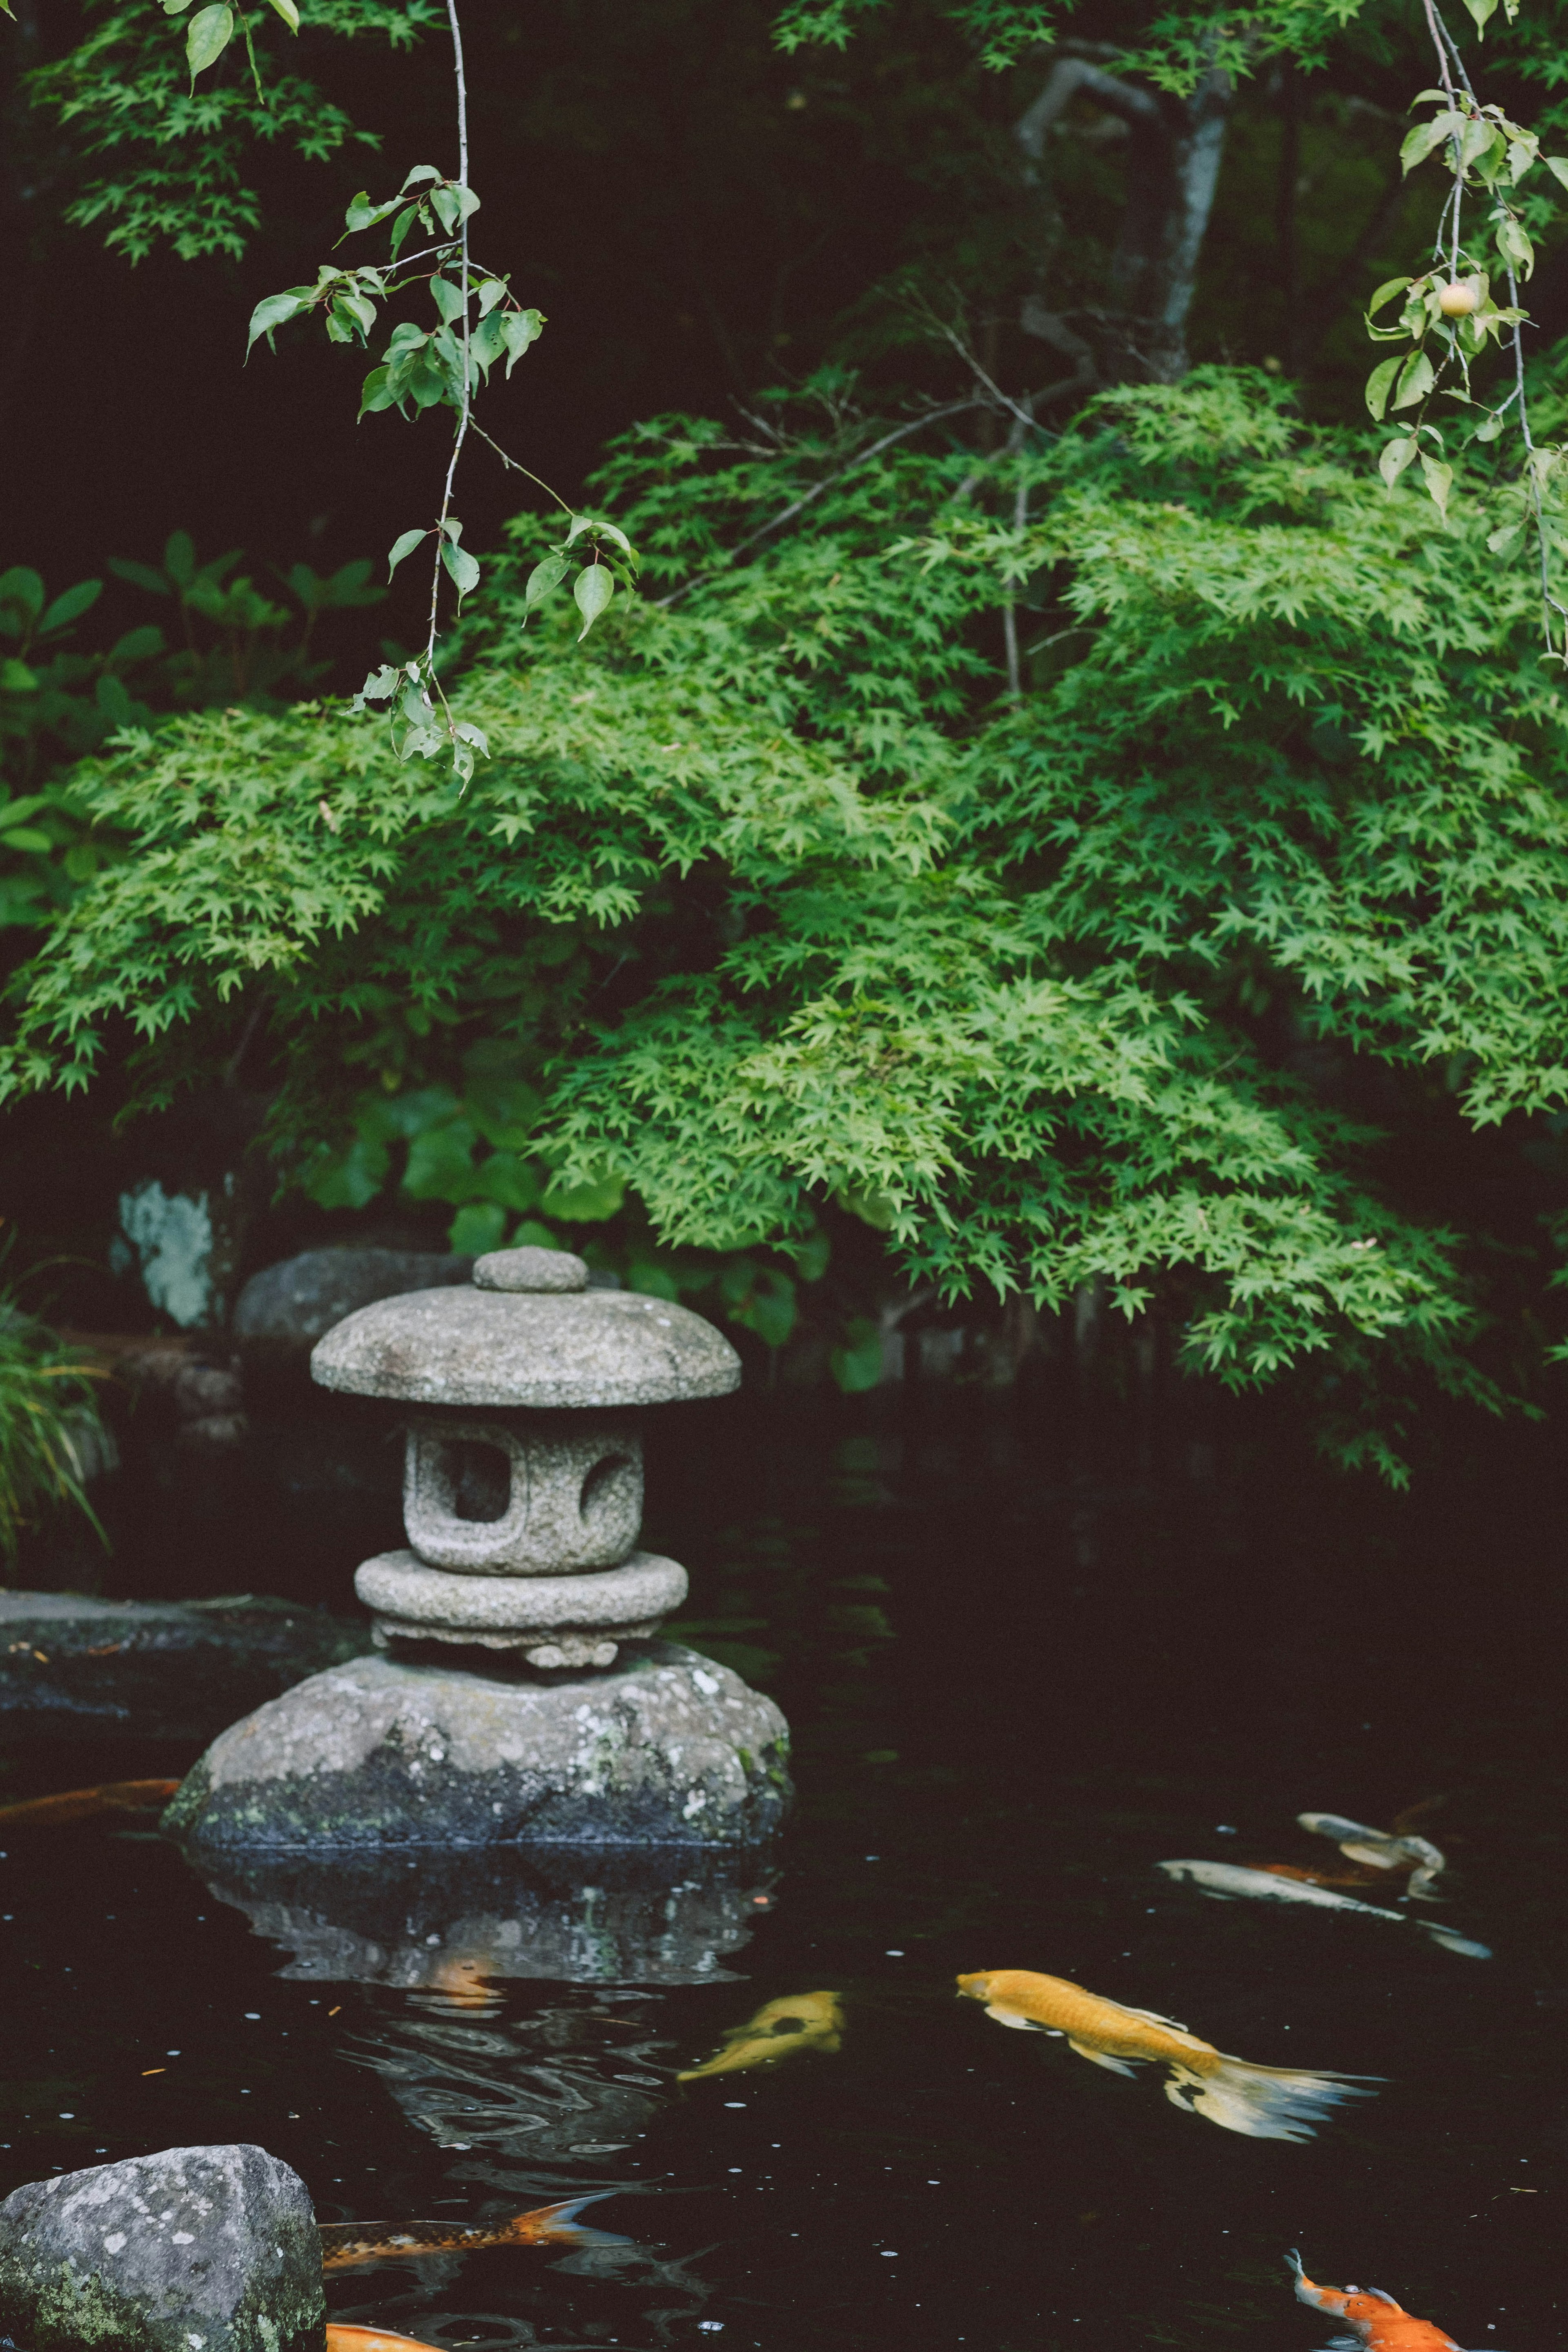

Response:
(0, 2143), (323, 2352)
(163, 1642), (791, 1853)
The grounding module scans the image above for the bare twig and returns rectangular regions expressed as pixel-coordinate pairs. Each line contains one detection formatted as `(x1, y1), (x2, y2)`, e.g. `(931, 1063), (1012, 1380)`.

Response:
(425, 0), (473, 718)
(933, 318), (1055, 440)
(655, 398), (985, 608)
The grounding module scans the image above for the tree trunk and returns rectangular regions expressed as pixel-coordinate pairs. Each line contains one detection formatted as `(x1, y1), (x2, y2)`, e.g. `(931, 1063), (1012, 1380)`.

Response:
(1015, 53), (1234, 387)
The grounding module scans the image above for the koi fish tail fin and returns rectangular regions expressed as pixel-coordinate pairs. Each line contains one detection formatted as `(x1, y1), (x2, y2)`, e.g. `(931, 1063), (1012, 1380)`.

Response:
(1419, 1922), (1491, 1959)
(1285, 2252), (1348, 2316)
(1163, 2057), (1376, 2141)
(506, 2193), (630, 2247)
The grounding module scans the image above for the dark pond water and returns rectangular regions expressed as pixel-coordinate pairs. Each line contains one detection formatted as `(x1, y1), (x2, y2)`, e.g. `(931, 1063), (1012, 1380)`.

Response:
(2, 1391), (1564, 2352)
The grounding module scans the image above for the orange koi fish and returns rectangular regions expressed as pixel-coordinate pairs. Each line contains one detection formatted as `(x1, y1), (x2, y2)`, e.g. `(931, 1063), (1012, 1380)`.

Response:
(326, 2330), (445, 2352)
(957, 1969), (1376, 2140)
(1287, 2251), (1496, 2352)
(0, 1779), (180, 1829)
(319, 2193), (626, 2271)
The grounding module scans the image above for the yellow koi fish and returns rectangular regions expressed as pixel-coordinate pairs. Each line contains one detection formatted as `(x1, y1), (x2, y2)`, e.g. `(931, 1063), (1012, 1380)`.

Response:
(678, 1990), (844, 2081)
(956, 1969), (1376, 2140)
(319, 2193), (624, 2271)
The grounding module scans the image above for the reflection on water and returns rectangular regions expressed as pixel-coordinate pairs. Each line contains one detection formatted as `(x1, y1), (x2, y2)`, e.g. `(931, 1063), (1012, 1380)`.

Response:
(345, 2002), (667, 2161)
(197, 1849), (777, 1989)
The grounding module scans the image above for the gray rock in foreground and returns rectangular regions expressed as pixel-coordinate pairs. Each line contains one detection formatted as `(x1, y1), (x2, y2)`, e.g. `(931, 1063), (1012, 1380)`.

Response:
(0, 1593), (373, 1743)
(164, 1644), (791, 1853)
(0, 2143), (323, 2352)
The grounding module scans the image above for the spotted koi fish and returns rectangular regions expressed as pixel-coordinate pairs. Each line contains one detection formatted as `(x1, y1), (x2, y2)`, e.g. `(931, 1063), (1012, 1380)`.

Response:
(1287, 2251), (1503, 2352)
(319, 2192), (626, 2271)
(678, 1991), (844, 2081)
(957, 1969), (1375, 2140)
(0, 1779), (179, 1829)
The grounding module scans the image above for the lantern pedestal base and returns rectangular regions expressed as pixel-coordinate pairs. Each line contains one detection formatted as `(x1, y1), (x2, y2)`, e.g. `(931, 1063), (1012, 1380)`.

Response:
(162, 1642), (791, 1854)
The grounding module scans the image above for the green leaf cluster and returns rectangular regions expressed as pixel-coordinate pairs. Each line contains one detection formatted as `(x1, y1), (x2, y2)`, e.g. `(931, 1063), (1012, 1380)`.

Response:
(11, 368), (1568, 1459)
(0, 532), (387, 929)
(27, 0), (441, 261)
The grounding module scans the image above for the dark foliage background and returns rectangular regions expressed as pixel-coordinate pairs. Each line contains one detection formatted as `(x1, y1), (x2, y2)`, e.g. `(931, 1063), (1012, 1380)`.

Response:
(11, 0), (1568, 663)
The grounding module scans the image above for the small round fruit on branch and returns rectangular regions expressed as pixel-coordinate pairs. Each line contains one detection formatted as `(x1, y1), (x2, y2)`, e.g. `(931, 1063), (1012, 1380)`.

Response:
(1437, 280), (1481, 316)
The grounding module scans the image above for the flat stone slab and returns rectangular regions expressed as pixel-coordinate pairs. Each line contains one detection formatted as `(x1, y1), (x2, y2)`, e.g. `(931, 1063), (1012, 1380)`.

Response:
(0, 1593), (373, 1742)
(310, 1286), (741, 1408)
(0, 2143), (322, 2352)
(163, 1644), (791, 1853)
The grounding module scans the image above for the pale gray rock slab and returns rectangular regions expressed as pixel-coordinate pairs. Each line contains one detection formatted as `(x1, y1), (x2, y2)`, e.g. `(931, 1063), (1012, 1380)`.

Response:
(310, 1287), (741, 1408)
(234, 1247), (471, 1349)
(473, 1246), (588, 1292)
(0, 2143), (322, 2352)
(0, 1593), (372, 1743)
(163, 1644), (791, 1852)
(355, 1548), (686, 1632)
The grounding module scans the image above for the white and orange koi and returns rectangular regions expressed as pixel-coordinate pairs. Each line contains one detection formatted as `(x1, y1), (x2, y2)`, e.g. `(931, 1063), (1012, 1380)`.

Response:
(957, 1968), (1376, 2140)
(1157, 1861), (1489, 1958)
(1287, 2251), (1503, 2352)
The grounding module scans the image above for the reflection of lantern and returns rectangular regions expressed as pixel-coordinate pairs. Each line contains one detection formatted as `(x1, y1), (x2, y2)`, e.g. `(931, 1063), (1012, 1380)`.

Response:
(311, 1246), (739, 1670)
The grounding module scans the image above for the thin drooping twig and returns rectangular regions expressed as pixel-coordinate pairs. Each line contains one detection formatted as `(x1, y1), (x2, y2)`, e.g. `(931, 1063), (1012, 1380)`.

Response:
(425, 0), (473, 696)
(473, 421), (574, 513)
(1419, 0), (1564, 658)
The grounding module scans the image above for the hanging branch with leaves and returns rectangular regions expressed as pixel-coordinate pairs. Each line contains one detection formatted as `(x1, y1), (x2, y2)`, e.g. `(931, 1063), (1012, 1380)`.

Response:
(166, 0), (637, 782)
(1366, 0), (1568, 656)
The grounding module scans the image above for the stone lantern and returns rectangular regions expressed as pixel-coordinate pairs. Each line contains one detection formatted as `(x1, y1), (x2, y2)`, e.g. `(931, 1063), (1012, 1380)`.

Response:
(309, 1244), (737, 1670)
(163, 1245), (791, 1858)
